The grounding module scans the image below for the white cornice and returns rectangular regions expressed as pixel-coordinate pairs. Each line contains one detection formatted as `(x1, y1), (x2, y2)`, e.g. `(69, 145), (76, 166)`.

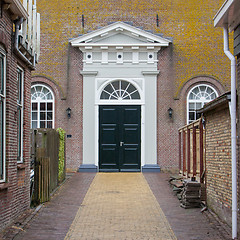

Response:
(70, 22), (171, 47)
(74, 43), (168, 48)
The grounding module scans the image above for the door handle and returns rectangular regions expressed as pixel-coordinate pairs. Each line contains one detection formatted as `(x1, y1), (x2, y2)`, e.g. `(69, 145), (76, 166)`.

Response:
(120, 141), (124, 147)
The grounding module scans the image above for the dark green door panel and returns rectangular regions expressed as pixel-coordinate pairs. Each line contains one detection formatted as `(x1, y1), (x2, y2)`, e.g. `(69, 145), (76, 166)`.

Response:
(99, 107), (119, 170)
(99, 105), (141, 172)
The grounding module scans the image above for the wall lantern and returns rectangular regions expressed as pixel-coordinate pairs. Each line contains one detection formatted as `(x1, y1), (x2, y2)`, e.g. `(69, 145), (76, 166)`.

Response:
(168, 107), (173, 118)
(66, 107), (71, 119)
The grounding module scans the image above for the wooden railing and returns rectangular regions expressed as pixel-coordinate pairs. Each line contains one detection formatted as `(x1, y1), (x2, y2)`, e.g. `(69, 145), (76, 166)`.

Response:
(178, 118), (205, 183)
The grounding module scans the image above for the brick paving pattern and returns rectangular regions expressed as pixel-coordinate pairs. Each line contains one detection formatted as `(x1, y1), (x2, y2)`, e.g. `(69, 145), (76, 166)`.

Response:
(144, 173), (231, 240)
(65, 173), (176, 240)
(13, 173), (95, 240)
(3, 172), (231, 240)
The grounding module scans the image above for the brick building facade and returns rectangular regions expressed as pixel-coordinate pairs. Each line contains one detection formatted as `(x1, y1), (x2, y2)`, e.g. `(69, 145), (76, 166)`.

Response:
(0, 0), (40, 230)
(33, 0), (231, 172)
(199, 93), (233, 226)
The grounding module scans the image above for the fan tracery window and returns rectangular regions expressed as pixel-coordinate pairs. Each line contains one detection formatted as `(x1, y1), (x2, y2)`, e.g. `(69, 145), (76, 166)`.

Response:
(31, 84), (54, 128)
(100, 80), (140, 100)
(187, 84), (218, 123)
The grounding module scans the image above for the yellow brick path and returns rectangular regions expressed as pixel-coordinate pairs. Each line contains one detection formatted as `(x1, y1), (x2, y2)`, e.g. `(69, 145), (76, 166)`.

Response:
(65, 173), (177, 240)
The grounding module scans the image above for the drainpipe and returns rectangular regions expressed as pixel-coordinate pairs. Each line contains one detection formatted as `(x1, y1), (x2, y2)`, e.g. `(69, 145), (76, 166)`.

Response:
(14, 17), (35, 69)
(223, 25), (237, 240)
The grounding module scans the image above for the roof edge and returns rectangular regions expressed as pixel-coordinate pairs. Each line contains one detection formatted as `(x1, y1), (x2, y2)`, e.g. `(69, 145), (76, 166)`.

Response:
(197, 91), (231, 114)
(4, 0), (28, 19)
(70, 21), (172, 46)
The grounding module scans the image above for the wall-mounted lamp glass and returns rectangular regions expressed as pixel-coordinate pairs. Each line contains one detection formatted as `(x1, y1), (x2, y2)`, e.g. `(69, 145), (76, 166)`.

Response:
(66, 107), (71, 119)
(168, 107), (173, 118)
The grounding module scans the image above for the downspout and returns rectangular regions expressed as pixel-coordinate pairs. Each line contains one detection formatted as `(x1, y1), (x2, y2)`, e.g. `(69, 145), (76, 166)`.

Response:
(14, 17), (35, 69)
(223, 25), (237, 240)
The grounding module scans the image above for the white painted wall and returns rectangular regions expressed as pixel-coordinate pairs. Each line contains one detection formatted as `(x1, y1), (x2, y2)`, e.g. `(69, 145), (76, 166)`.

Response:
(82, 63), (158, 167)
(143, 73), (157, 165)
(82, 73), (96, 165)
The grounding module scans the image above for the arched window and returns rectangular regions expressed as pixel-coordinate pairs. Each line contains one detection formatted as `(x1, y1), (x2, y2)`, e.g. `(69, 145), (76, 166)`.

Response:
(100, 80), (140, 100)
(31, 84), (54, 128)
(187, 84), (218, 123)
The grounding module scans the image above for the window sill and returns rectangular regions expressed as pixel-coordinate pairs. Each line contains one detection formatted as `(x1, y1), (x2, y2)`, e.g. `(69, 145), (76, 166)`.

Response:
(17, 163), (27, 170)
(0, 182), (9, 190)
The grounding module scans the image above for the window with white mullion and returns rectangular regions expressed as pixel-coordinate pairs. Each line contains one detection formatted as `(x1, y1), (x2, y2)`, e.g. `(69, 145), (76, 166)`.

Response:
(187, 84), (218, 124)
(100, 80), (140, 100)
(31, 84), (54, 129)
(0, 50), (6, 182)
(17, 67), (24, 163)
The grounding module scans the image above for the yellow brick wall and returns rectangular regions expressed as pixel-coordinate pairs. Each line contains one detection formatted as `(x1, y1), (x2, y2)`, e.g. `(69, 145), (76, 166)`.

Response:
(205, 104), (232, 226)
(35, 0), (231, 97)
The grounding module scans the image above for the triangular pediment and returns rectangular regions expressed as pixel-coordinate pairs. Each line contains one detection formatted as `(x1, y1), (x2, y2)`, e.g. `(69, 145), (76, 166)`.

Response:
(70, 22), (171, 47)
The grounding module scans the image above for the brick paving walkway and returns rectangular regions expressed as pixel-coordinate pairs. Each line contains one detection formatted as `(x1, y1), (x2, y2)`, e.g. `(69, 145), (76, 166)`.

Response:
(65, 173), (176, 240)
(144, 173), (231, 240)
(2, 172), (231, 240)
(13, 173), (95, 240)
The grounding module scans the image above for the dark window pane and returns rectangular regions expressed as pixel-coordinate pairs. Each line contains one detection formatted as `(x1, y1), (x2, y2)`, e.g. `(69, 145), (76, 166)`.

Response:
(121, 80), (129, 90)
(47, 103), (52, 110)
(40, 121), (45, 128)
(189, 112), (195, 121)
(196, 113), (201, 120)
(127, 84), (136, 93)
(47, 121), (52, 128)
(32, 112), (37, 120)
(32, 102), (38, 110)
(0, 54), (3, 94)
(32, 121), (37, 128)
(211, 93), (216, 99)
(17, 108), (22, 161)
(104, 84), (113, 93)
(112, 81), (119, 90)
(47, 112), (52, 120)
(17, 68), (23, 104)
(40, 103), (46, 110)
(100, 91), (110, 99)
(130, 91), (140, 99)
(40, 112), (46, 120)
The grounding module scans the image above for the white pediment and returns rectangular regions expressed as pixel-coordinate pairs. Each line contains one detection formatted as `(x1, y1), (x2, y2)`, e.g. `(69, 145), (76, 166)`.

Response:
(70, 22), (171, 47)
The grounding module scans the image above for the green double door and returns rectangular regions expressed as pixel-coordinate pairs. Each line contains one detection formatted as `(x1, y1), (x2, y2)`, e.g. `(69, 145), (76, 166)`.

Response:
(99, 105), (141, 172)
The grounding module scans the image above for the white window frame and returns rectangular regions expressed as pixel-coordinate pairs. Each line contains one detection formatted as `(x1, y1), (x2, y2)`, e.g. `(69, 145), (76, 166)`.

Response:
(100, 79), (141, 100)
(187, 84), (218, 124)
(0, 49), (6, 182)
(96, 78), (144, 105)
(31, 84), (55, 129)
(17, 66), (24, 163)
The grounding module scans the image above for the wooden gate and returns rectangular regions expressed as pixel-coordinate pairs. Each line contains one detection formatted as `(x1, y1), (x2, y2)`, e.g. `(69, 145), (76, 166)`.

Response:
(34, 157), (50, 203)
(31, 129), (65, 204)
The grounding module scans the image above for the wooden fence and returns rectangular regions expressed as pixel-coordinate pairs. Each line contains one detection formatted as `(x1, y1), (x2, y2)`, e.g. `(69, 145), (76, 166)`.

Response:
(34, 157), (50, 203)
(178, 118), (205, 184)
(31, 129), (65, 205)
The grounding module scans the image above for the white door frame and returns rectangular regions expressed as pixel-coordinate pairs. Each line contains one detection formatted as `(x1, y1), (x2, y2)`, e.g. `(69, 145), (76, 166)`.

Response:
(94, 78), (145, 170)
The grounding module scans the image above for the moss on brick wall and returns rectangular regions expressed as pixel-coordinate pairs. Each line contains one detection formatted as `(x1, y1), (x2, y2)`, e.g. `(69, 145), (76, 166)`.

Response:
(36, 0), (231, 97)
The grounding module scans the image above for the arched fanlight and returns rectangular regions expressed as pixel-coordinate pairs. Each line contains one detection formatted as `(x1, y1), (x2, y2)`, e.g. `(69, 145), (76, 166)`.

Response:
(100, 80), (140, 100)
